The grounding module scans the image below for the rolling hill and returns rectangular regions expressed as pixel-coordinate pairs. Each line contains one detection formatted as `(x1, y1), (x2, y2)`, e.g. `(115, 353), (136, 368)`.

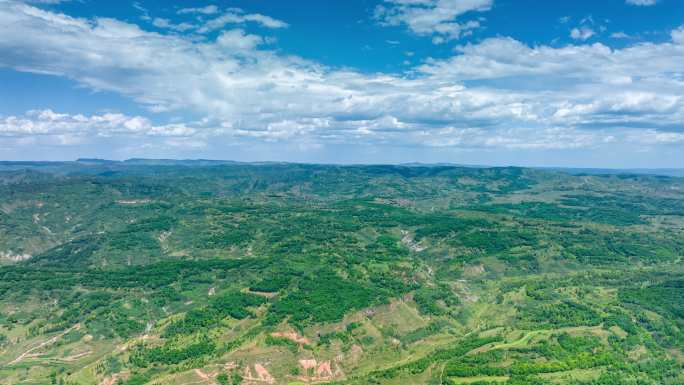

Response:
(0, 161), (683, 385)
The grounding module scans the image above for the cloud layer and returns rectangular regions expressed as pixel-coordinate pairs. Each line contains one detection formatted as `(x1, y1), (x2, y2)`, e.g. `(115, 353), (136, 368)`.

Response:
(0, 1), (683, 164)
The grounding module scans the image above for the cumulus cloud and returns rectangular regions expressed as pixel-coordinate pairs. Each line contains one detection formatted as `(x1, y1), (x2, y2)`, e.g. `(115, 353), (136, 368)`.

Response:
(0, 1), (683, 157)
(374, 0), (491, 42)
(3, 110), (648, 153)
(216, 29), (264, 50)
(0, 110), (199, 138)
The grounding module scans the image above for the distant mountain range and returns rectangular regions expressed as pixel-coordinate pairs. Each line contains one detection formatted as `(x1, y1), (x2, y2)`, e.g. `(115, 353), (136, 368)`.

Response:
(0, 158), (681, 178)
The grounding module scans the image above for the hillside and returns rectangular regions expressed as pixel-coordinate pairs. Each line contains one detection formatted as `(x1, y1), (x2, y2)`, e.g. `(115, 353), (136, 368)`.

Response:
(0, 162), (683, 385)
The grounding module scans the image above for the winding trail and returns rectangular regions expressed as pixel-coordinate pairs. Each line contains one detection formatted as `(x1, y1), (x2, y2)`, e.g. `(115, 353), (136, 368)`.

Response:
(7, 323), (81, 366)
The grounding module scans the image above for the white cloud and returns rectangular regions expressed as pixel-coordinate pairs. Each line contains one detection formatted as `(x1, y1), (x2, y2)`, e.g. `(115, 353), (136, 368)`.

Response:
(0, 110), (199, 139)
(152, 18), (194, 32)
(626, 0), (658, 6)
(375, 0), (491, 42)
(0, 2), (683, 156)
(24, 0), (71, 3)
(629, 129), (684, 144)
(150, 6), (287, 34)
(216, 29), (264, 50)
(197, 9), (288, 33)
(568, 15), (604, 42)
(610, 32), (631, 39)
(177, 5), (219, 15)
(570, 27), (595, 40)
(672, 26), (684, 44)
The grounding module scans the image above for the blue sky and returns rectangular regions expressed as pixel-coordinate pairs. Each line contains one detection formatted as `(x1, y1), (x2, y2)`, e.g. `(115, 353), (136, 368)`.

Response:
(1, 0), (683, 167)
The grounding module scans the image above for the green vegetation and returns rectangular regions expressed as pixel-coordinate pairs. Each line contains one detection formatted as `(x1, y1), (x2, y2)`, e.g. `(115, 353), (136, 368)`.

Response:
(163, 291), (266, 337)
(0, 161), (682, 385)
(266, 269), (395, 328)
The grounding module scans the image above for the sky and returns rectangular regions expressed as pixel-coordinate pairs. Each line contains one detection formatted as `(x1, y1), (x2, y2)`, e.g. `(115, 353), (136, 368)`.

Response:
(0, 0), (683, 167)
